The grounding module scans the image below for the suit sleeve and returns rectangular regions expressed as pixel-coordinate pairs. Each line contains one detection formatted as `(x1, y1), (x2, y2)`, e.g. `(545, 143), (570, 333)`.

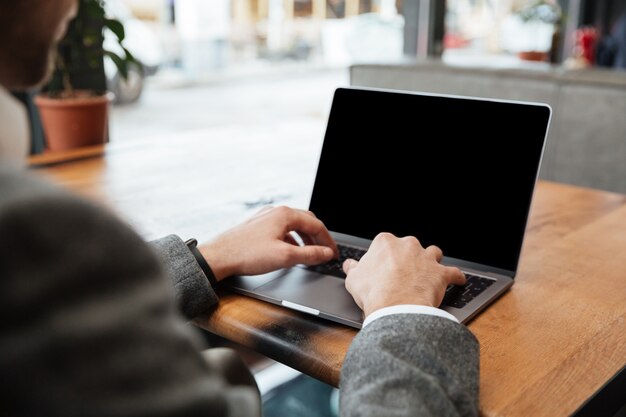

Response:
(0, 172), (260, 417)
(150, 234), (219, 320)
(339, 314), (480, 417)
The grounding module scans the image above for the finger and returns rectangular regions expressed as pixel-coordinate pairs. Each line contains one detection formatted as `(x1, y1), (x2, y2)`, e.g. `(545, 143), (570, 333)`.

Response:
(286, 211), (338, 257)
(285, 231), (305, 246)
(294, 232), (315, 247)
(344, 274), (363, 310)
(374, 232), (397, 242)
(284, 233), (299, 246)
(446, 267), (466, 286)
(293, 208), (317, 218)
(343, 258), (358, 275)
(284, 244), (335, 266)
(286, 231), (318, 248)
(425, 245), (443, 262)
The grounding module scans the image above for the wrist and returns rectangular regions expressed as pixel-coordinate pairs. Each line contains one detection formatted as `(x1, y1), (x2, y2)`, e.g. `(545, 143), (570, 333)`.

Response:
(185, 238), (219, 287)
(364, 296), (435, 318)
(196, 242), (235, 282)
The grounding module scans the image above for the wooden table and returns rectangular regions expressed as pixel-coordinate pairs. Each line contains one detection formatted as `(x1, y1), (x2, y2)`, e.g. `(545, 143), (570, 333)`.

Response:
(31, 136), (626, 417)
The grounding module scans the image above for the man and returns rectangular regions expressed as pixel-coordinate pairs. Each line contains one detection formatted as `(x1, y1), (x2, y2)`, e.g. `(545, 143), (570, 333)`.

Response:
(0, 1), (479, 416)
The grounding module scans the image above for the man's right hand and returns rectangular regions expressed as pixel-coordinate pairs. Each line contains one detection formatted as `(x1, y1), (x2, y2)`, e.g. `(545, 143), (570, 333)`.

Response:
(343, 232), (466, 318)
(198, 206), (338, 282)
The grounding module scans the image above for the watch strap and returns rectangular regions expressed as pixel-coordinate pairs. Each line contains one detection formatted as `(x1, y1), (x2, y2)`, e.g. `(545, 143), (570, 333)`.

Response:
(185, 238), (219, 288)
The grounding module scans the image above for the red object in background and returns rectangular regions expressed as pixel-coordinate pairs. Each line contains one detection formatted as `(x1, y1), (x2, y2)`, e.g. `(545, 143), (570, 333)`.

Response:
(574, 26), (600, 65)
(443, 32), (471, 49)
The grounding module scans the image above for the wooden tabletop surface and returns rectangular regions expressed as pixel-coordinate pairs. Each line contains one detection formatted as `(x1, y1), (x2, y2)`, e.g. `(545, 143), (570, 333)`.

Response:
(31, 134), (626, 417)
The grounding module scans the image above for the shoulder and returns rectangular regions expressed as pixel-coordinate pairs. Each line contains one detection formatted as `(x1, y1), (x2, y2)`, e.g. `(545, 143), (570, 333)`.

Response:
(0, 166), (121, 240)
(0, 165), (128, 235)
(0, 165), (161, 287)
(0, 164), (62, 205)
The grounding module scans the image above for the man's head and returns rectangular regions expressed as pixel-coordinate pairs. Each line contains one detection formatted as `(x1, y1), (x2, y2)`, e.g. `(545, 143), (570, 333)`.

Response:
(0, 0), (78, 90)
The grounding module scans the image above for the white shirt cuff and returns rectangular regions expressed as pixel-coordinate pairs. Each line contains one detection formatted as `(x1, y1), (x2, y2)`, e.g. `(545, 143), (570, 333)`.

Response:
(362, 305), (459, 328)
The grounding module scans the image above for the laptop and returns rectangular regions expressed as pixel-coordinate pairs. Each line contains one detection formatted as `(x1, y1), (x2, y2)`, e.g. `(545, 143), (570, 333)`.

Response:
(225, 86), (552, 328)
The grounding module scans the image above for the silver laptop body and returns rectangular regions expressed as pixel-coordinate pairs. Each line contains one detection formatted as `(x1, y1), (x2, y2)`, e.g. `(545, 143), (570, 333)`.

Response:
(226, 87), (552, 329)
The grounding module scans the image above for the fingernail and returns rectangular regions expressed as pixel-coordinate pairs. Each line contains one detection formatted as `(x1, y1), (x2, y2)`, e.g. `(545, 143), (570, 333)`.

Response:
(323, 247), (334, 257)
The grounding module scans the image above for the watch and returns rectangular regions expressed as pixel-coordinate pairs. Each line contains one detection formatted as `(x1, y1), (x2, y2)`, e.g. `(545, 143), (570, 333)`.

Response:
(185, 238), (219, 288)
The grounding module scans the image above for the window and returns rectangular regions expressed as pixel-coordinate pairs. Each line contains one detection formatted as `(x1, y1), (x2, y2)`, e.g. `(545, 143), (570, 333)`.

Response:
(444, 0), (562, 64)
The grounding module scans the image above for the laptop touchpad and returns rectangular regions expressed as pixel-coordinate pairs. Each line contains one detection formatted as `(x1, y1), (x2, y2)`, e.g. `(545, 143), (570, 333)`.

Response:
(253, 269), (363, 323)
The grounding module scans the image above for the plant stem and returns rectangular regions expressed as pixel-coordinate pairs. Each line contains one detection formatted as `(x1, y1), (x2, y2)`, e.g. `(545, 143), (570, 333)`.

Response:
(56, 53), (74, 98)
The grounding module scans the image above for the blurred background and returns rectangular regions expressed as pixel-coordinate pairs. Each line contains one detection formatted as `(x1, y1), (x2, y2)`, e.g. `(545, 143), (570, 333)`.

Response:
(98, 0), (626, 147)
(104, 0), (625, 103)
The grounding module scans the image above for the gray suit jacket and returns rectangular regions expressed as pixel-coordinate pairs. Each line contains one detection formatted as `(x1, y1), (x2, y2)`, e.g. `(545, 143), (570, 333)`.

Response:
(0, 166), (479, 417)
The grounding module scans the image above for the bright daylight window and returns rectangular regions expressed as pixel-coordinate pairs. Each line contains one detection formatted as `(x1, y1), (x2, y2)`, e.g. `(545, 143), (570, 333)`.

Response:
(444, 0), (562, 64)
(118, 0), (405, 82)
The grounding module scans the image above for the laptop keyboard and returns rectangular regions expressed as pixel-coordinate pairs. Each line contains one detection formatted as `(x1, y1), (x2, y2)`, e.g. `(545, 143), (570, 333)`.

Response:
(306, 244), (366, 278)
(307, 244), (495, 309)
(441, 274), (495, 309)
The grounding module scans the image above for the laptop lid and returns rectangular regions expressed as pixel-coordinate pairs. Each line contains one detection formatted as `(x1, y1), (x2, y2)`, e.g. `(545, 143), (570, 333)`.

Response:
(308, 87), (552, 277)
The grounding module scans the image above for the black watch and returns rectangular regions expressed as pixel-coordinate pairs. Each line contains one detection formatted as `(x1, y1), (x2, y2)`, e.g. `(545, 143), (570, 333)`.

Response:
(185, 238), (219, 288)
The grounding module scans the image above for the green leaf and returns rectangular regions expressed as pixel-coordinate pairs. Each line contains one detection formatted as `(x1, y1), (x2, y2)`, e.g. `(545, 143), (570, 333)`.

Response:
(83, 0), (106, 18)
(104, 18), (125, 42)
(122, 46), (142, 70)
(104, 50), (129, 80)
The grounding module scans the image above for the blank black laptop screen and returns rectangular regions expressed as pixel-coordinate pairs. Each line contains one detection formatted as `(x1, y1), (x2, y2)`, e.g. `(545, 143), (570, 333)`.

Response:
(309, 87), (551, 273)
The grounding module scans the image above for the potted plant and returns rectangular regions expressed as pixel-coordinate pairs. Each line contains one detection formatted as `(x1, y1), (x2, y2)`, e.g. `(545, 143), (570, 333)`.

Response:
(513, 0), (562, 62)
(34, 0), (137, 152)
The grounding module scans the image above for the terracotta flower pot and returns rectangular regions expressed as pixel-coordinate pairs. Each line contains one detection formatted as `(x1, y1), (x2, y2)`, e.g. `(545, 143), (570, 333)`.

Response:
(34, 91), (111, 152)
(517, 50), (549, 62)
